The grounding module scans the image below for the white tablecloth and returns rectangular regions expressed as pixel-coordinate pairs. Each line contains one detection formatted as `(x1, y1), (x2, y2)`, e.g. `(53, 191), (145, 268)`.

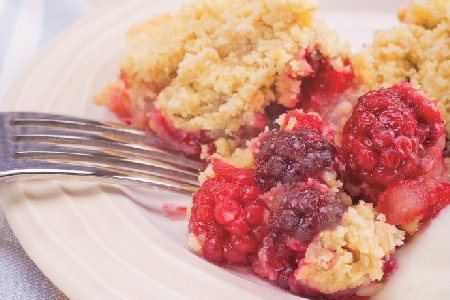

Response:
(0, 0), (119, 298)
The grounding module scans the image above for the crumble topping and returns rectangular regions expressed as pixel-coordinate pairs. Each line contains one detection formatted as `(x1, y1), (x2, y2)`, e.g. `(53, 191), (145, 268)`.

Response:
(187, 233), (203, 253)
(354, 0), (450, 134)
(224, 148), (255, 169)
(295, 202), (405, 294)
(398, 0), (449, 28)
(119, 0), (350, 134)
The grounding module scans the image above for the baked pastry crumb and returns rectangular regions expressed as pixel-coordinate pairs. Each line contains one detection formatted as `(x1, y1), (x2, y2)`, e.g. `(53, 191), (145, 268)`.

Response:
(295, 202), (405, 295)
(96, 0), (354, 158)
(354, 0), (450, 134)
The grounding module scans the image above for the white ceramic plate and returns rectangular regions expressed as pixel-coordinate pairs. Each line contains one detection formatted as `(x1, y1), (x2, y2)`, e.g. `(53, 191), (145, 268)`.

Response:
(3, 0), (450, 299)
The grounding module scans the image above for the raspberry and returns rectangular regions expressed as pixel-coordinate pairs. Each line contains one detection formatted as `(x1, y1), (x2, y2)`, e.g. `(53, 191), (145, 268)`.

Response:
(343, 83), (445, 201)
(254, 128), (338, 192)
(377, 179), (450, 226)
(188, 159), (267, 264)
(252, 182), (346, 294)
(279, 110), (324, 134)
(279, 110), (336, 143)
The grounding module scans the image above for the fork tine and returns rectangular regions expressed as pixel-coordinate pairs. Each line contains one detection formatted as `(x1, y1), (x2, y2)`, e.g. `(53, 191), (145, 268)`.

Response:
(14, 143), (200, 185)
(0, 112), (202, 195)
(13, 127), (205, 172)
(3, 160), (198, 195)
(12, 118), (168, 148)
(10, 112), (195, 157)
(10, 112), (146, 134)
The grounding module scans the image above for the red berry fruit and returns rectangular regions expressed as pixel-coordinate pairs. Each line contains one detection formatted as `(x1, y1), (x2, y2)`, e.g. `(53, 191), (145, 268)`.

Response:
(188, 159), (267, 264)
(254, 128), (339, 192)
(377, 179), (450, 226)
(343, 83), (445, 201)
(252, 181), (347, 293)
(279, 110), (325, 134)
(377, 180), (430, 225)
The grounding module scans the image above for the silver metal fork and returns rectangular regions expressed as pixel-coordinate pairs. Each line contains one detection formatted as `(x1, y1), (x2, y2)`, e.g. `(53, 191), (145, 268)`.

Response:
(0, 112), (205, 194)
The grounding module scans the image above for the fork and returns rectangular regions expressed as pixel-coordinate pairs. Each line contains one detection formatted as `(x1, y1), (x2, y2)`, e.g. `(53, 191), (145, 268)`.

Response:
(0, 112), (205, 194)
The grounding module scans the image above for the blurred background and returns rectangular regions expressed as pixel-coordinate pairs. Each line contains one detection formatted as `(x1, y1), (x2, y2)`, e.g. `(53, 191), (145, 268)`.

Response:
(0, 0), (118, 99)
(0, 1), (119, 299)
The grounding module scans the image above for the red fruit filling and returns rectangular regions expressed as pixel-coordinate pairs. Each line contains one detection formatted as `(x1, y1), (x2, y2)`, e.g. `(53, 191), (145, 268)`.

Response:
(234, 112), (268, 147)
(377, 179), (450, 226)
(254, 128), (338, 192)
(424, 182), (450, 221)
(252, 182), (346, 295)
(265, 103), (290, 129)
(106, 71), (160, 128)
(343, 83), (445, 201)
(162, 204), (187, 221)
(381, 259), (399, 282)
(274, 49), (355, 133)
(188, 159), (267, 264)
(299, 50), (355, 114)
(148, 108), (215, 158)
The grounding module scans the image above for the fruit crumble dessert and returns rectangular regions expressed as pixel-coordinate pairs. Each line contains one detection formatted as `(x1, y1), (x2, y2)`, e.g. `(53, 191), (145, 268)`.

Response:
(95, 0), (355, 158)
(96, 0), (450, 298)
(189, 109), (408, 298)
(189, 85), (450, 299)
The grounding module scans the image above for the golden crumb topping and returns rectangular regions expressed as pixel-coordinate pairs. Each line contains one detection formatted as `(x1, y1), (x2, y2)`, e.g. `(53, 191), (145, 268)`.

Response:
(121, 0), (350, 134)
(354, 0), (450, 134)
(198, 163), (215, 185)
(187, 233), (202, 252)
(225, 147), (255, 169)
(295, 202), (405, 295)
(398, 0), (450, 28)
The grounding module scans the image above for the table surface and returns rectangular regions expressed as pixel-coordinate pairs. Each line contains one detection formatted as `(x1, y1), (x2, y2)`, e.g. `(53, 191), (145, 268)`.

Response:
(0, 0), (119, 298)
